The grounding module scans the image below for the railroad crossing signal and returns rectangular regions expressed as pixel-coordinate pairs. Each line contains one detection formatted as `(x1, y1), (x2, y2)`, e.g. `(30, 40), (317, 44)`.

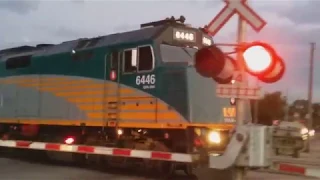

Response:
(194, 0), (284, 100)
(194, 0), (270, 86)
(216, 84), (261, 99)
(194, 41), (286, 85)
(241, 41), (285, 83)
(206, 0), (267, 36)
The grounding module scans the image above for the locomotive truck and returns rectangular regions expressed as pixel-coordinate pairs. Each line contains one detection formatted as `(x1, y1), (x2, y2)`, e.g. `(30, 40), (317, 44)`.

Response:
(0, 16), (251, 176)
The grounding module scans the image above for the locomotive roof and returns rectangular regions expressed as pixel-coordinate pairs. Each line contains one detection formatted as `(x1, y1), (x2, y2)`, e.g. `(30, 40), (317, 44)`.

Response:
(0, 25), (164, 61)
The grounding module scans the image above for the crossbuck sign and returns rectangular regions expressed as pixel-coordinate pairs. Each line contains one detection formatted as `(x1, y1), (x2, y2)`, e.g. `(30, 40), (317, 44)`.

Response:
(206, 0), (267, 36)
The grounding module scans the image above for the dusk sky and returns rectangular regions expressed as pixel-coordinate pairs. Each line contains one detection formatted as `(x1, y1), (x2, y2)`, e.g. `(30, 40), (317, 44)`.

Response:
(0, 0), (319, 103)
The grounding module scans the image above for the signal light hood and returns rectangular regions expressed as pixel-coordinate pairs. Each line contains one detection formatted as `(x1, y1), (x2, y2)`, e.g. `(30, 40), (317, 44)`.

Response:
(194, 45), (236, 84)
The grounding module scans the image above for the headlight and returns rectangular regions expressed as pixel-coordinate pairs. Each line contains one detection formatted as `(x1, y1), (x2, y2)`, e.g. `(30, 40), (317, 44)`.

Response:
(173, 29), (195, 42)
(207, 131), (221, 144)
(300, 128), (308, 135)
(202, 37), (212, 46)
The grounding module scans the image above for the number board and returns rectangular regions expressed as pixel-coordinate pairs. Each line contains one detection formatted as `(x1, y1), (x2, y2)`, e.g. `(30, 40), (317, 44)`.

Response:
(135, 74), (156, 89)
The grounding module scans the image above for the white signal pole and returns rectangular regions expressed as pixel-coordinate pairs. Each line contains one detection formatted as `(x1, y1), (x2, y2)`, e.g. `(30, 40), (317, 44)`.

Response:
(234, 0), (247, 180)
(235, 2), (248, 126)
(253, 78), (259, 124)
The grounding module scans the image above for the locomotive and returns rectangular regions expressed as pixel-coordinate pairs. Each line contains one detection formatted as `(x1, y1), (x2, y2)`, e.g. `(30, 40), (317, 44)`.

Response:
(0, 16), (251, 174)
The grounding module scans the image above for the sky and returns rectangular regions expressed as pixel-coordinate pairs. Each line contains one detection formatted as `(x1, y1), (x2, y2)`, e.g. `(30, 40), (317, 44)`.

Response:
(0, 0), (319, 103)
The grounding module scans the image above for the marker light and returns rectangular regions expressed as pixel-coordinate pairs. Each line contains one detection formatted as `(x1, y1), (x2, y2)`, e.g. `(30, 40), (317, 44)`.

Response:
(243, 45), (272, 74)
(174, 29), (195, 42)
(64, 137), (75, 145)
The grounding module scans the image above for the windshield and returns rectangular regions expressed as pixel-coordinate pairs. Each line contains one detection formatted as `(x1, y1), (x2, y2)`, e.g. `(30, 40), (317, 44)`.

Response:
(160, 44), (197, 63)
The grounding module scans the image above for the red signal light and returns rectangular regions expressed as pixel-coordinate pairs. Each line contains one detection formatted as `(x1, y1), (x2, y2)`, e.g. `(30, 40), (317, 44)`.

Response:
(241, 42), (285, 83)
(195, 45), (237, 84)
(258, 55), (285, 83)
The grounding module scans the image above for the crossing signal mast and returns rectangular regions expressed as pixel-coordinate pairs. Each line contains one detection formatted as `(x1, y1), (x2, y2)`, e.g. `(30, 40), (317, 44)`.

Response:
(195, 0), (288, 180)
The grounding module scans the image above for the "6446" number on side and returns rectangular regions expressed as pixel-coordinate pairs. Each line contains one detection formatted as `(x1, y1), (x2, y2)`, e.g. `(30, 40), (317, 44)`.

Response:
(136, 75), (156, 89)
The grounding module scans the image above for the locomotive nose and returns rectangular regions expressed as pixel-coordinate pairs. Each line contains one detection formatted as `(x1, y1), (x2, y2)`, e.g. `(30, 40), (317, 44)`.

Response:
(194, 46), (237, 84)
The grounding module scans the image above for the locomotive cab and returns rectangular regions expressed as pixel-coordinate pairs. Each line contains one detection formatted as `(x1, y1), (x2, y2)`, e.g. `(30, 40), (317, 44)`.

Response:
(150, 17), (251, 152)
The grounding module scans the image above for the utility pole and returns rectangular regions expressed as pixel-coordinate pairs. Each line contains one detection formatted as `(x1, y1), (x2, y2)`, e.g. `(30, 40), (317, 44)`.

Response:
(306, 42), (315, 152)
(284, 89), (289, 121)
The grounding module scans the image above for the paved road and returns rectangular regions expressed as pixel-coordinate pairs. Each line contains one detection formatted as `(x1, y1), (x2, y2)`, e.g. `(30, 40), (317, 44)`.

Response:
(247, 171), (317, 180)
(0, 157), (316, 180)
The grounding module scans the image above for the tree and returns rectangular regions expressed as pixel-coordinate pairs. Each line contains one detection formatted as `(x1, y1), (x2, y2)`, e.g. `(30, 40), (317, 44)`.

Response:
(252, 91), (287, 125)
(288, 100), (320, 128)
(289, 99), (308, 118)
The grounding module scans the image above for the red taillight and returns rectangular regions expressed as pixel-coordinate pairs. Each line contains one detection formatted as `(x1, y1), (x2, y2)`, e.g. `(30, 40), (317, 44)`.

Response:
(64, 137), (75, 145)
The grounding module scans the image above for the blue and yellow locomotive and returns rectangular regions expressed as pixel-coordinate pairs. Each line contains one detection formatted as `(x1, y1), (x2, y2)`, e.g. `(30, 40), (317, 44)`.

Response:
(0, 16), (251, 173)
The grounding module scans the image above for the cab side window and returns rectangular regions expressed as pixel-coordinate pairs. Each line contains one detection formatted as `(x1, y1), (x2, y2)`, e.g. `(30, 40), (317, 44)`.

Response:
(6, 55), (31, 69)
(122, 46), (154, 73)
(123, 49), (137, 73)
(138, 46), (153, 71)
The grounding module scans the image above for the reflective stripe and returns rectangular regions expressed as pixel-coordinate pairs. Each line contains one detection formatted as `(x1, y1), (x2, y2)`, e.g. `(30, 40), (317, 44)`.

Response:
(274, 163), (320, 178)
(0, 140), (194, 163)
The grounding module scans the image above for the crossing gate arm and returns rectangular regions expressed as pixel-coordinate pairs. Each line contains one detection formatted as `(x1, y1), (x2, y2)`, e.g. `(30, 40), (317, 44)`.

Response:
(0, 140), (197, 163)
(271, 163), (320, 178)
